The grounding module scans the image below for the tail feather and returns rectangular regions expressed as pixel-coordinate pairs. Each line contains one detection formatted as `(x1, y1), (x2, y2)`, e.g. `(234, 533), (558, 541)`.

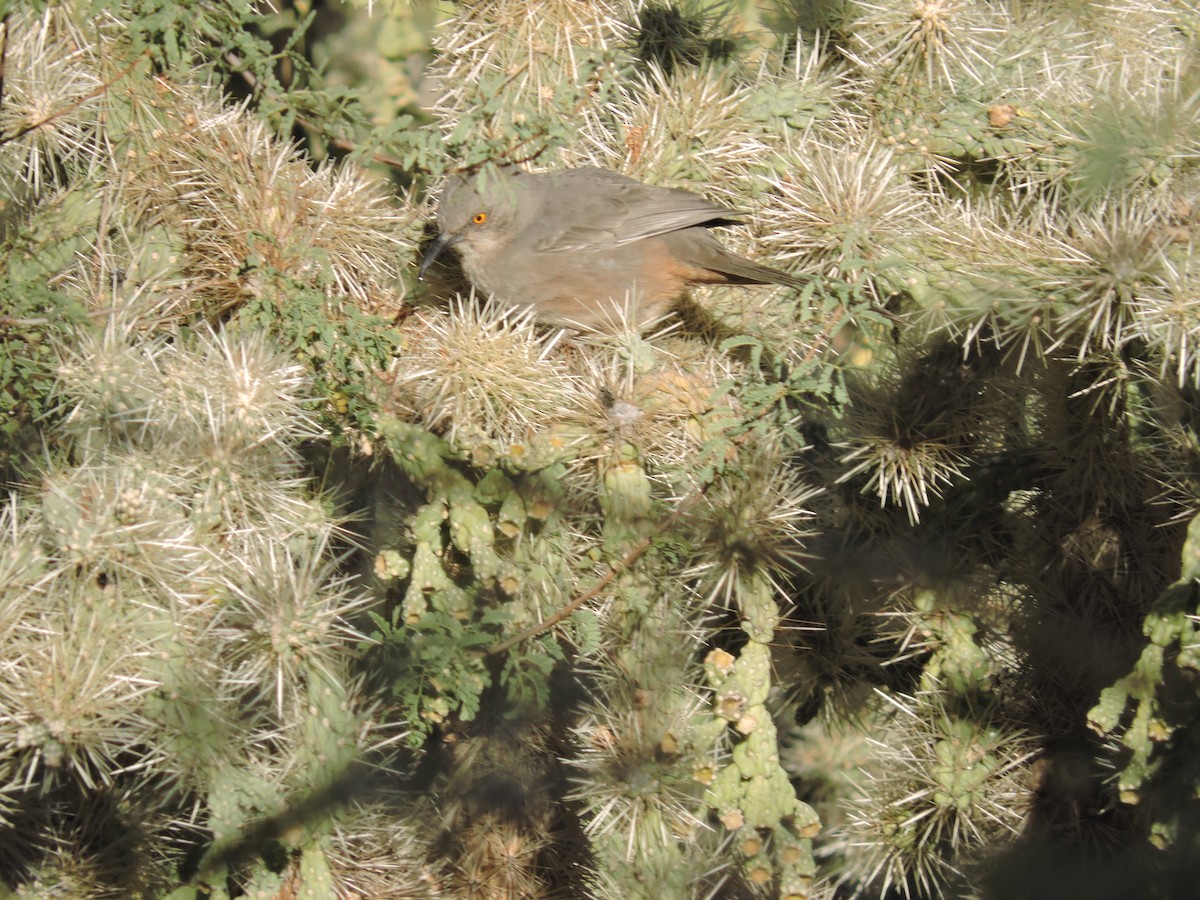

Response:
(665, 227), (809, 289)
(708, 253), (809, 288)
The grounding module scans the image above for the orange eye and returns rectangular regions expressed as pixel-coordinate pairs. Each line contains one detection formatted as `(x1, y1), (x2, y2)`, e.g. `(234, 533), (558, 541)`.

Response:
(472, 212), (487, 225)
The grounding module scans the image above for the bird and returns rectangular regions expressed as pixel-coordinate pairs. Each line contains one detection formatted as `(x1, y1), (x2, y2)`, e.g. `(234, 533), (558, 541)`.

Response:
(419, 166), (806, 330)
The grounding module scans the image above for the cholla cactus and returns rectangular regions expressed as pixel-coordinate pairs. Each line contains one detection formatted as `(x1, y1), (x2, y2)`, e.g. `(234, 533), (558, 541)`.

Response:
(4, 0), (1200, 897)
(837, 692), (1035, 898)
(0, 321), (376, 895)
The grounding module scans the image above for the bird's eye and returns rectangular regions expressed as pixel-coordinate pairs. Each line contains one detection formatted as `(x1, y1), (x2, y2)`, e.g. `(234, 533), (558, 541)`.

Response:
(472, 212), (487, 225)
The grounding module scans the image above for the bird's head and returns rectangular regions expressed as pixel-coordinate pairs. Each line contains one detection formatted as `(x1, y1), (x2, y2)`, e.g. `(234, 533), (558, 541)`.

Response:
(419, 167), (531, 280)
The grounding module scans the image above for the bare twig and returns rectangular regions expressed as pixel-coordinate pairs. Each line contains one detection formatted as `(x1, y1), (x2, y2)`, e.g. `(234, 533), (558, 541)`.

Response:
(223, 49), (411, 171)
(485, 299), (845, 656)
(0, 13), (10, 113)
(486, 489), (706, 657)
(486, 535), (651, 657)
(0, 52), (147, 148)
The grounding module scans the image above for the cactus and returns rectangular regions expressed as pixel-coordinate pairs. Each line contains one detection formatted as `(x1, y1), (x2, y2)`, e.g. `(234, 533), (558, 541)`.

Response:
(2, 0), (1200, 897)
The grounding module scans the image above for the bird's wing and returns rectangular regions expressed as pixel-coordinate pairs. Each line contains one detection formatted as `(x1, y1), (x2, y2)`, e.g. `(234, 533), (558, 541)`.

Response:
(528, 168), (746, 253)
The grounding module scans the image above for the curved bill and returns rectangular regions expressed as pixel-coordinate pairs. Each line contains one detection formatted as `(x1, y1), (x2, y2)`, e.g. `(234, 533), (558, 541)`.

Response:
(418, 231), (463, 281)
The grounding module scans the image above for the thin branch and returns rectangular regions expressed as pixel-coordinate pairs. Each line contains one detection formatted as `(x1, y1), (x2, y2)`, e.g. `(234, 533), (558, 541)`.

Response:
(490, 58), (614, 171)
(0, 51), (147, 148)
(0, 13), (10, 113)
(223, 50), (411, 171)
(486, 490), (705, 657)
(486, 535), (651, 657)
(485, 297), (845, 656)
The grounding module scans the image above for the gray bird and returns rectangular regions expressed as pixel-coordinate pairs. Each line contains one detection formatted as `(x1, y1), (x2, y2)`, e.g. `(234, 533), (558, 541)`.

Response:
(419, 166), (806, 330)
